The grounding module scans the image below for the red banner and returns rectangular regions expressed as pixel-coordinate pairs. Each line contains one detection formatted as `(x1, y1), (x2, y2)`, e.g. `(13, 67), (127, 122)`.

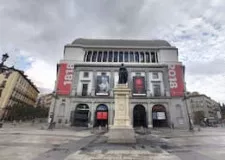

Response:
(56, 63), (74, 95)
(133, 76), (146, 96)
(97, 112), (108, 120)
(168, 64), (184, 96)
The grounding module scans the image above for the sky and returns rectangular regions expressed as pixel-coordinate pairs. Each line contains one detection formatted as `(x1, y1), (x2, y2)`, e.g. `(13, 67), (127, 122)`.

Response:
(0, 0), (225, 103)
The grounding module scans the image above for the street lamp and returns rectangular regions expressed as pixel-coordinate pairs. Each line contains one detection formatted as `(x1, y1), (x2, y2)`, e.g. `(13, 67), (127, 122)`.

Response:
(1, 53), (9, 64)
(183, 82), (194, 131)
(0, 53), (9, 73)
(0, 53), (10, 123)
(48, 91), (58, 129)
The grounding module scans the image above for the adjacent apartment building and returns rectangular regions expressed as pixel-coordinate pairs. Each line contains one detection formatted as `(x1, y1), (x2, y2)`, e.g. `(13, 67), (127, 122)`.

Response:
(186, 92), (221, 124)
(49, 38), (189, 128)
(36, 93), (53, 108)
(0, 68), (39, 119)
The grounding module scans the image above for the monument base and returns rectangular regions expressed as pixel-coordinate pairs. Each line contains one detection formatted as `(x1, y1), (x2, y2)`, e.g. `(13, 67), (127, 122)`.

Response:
(107, 84), (136, 144)
(107, 127), (136, 144)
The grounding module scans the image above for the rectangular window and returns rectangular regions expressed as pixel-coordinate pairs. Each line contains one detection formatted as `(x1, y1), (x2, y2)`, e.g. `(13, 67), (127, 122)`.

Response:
(108, 51), (113, 62)
(135, 52), (139, 62)
(125, 52), (129, 62)
(101, 72), (106, 76)
(0, 89), (2, 97)
(153, 84), (161, 97)
(103, 51), (108, 62)
(146, 52), (150, 63)
(92, 51), (97, 62)
(130, 52), (134, 62)
(140, 52), (145, 62)
(82, 84), (88, 96)
(152, 72), (159, 79)
(119, 51), (123, 62)
(151, 52), (156, 63)
(114, 51), (118, 62)
(0, 80), (6, 88)
(156, 52), (158, 62)
(86, 51), (92, 62)
(136, 72), (141, 76)
(83, 72), (89, 78)
(97, 51), (102, 62)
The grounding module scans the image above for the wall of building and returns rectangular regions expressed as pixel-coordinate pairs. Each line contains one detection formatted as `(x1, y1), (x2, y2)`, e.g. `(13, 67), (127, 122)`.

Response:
(51, 96), (187, 128)
(158, 49), (178, 63)
(0, 71), (19, 111)
(186, 94), (221, 124)
(64, 47), (85, 61)
(49, 39), (187, 129)
(0, 69), (39, 119)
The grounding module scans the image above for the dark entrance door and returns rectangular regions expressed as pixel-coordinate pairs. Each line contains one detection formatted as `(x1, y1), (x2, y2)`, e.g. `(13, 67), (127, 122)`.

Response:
(95, 104), (108, 127)
(73, 104), (89, 127)
(152, 105), (167, 127)
(133, 105), (147, 127)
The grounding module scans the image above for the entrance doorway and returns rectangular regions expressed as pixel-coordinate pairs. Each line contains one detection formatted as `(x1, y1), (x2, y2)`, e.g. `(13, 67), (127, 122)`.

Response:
(95, 104), (108, 127)
(73, 104), (89, 127)
(152, 105), (167, 127)
(133, 105), (147, 127)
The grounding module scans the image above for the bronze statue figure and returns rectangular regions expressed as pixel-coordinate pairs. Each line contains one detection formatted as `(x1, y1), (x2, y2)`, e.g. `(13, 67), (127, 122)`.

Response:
(118, 63), (128, 84)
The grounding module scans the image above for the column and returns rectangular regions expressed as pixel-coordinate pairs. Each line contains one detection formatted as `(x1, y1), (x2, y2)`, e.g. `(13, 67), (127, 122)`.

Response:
(148, 102), (153, 128)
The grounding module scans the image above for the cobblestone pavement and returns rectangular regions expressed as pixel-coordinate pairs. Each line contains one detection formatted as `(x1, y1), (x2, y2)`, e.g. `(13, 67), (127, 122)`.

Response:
(1, 124), (225, 160)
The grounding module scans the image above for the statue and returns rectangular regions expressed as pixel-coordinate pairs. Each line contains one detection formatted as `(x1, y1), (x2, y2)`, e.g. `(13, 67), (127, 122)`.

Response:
(118, 63), (128, 84)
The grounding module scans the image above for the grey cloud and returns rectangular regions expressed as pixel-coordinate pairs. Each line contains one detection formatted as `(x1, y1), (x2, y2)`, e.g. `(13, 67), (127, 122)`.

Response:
(38, 87), (53, 94)
(1, 0), (225, 101)
(186, 59), (225, 75)
(0, 0), (187, 64)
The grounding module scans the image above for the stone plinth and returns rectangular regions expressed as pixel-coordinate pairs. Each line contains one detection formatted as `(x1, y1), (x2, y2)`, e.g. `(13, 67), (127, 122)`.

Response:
(108, 84), (136, 144)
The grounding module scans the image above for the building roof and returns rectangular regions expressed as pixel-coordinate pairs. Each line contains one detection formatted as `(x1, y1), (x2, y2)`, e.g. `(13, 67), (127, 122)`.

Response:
(12, 68), (39, 93)
(71, 38), (171, 47)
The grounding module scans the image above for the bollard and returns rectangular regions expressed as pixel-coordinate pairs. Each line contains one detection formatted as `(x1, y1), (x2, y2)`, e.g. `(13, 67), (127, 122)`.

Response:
(198, 126), (201, 132)
(99, 125), (102, 131)
(13, 120), (16, 127)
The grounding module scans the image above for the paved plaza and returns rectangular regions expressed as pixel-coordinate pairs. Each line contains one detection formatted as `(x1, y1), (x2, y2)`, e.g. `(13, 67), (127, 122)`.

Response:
(1, 123), (225, 160)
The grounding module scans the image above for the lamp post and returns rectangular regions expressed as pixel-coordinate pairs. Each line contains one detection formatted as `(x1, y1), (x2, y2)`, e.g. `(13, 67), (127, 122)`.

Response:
(0, 53), (9, 73)
(184, 94), (194, 131)
(183, 82), (194, 131)
(48, 91), (58, 129)
(0, 54), (10, 125)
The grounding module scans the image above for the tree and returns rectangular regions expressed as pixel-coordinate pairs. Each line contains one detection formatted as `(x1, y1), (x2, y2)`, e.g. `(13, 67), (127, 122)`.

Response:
(193, 111), (205, 124)
(7, 104), (49, 121)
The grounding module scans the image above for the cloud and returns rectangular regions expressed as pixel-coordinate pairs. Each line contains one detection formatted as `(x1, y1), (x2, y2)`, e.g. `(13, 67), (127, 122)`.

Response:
(0, 0), (225, 102)
(187, 59), (225, 75)
(25, 58), (55, 90)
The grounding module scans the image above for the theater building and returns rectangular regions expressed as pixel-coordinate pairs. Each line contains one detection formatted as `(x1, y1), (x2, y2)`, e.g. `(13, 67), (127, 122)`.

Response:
(49, 38), (189, 128)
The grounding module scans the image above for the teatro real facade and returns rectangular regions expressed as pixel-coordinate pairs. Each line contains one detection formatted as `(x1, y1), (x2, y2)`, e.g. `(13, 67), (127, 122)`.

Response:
(49, 38), (189, 129)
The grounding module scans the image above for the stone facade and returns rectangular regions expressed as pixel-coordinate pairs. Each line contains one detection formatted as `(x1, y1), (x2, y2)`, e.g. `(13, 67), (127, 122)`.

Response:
(49, 38), (189, 129)
(186, 93), (221, 124)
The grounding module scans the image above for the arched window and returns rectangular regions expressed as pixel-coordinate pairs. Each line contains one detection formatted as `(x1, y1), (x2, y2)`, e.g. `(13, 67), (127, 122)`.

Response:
(114, 51), (118, 62)
(92, 51), (97, 62)
(124, 51), (129, 62)
(146, 52), (150, 63)
(97, 51), (102, 62)
(130, 51), (134, 62)
(135, 52), (139, 62)
(119, 51), (123, 62)
(140, 52), (145, 63)
(86, 51), (92, 62)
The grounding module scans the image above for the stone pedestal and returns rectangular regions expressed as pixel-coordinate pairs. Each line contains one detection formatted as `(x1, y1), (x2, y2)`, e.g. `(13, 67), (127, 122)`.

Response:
(108, 84), (136, 144)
